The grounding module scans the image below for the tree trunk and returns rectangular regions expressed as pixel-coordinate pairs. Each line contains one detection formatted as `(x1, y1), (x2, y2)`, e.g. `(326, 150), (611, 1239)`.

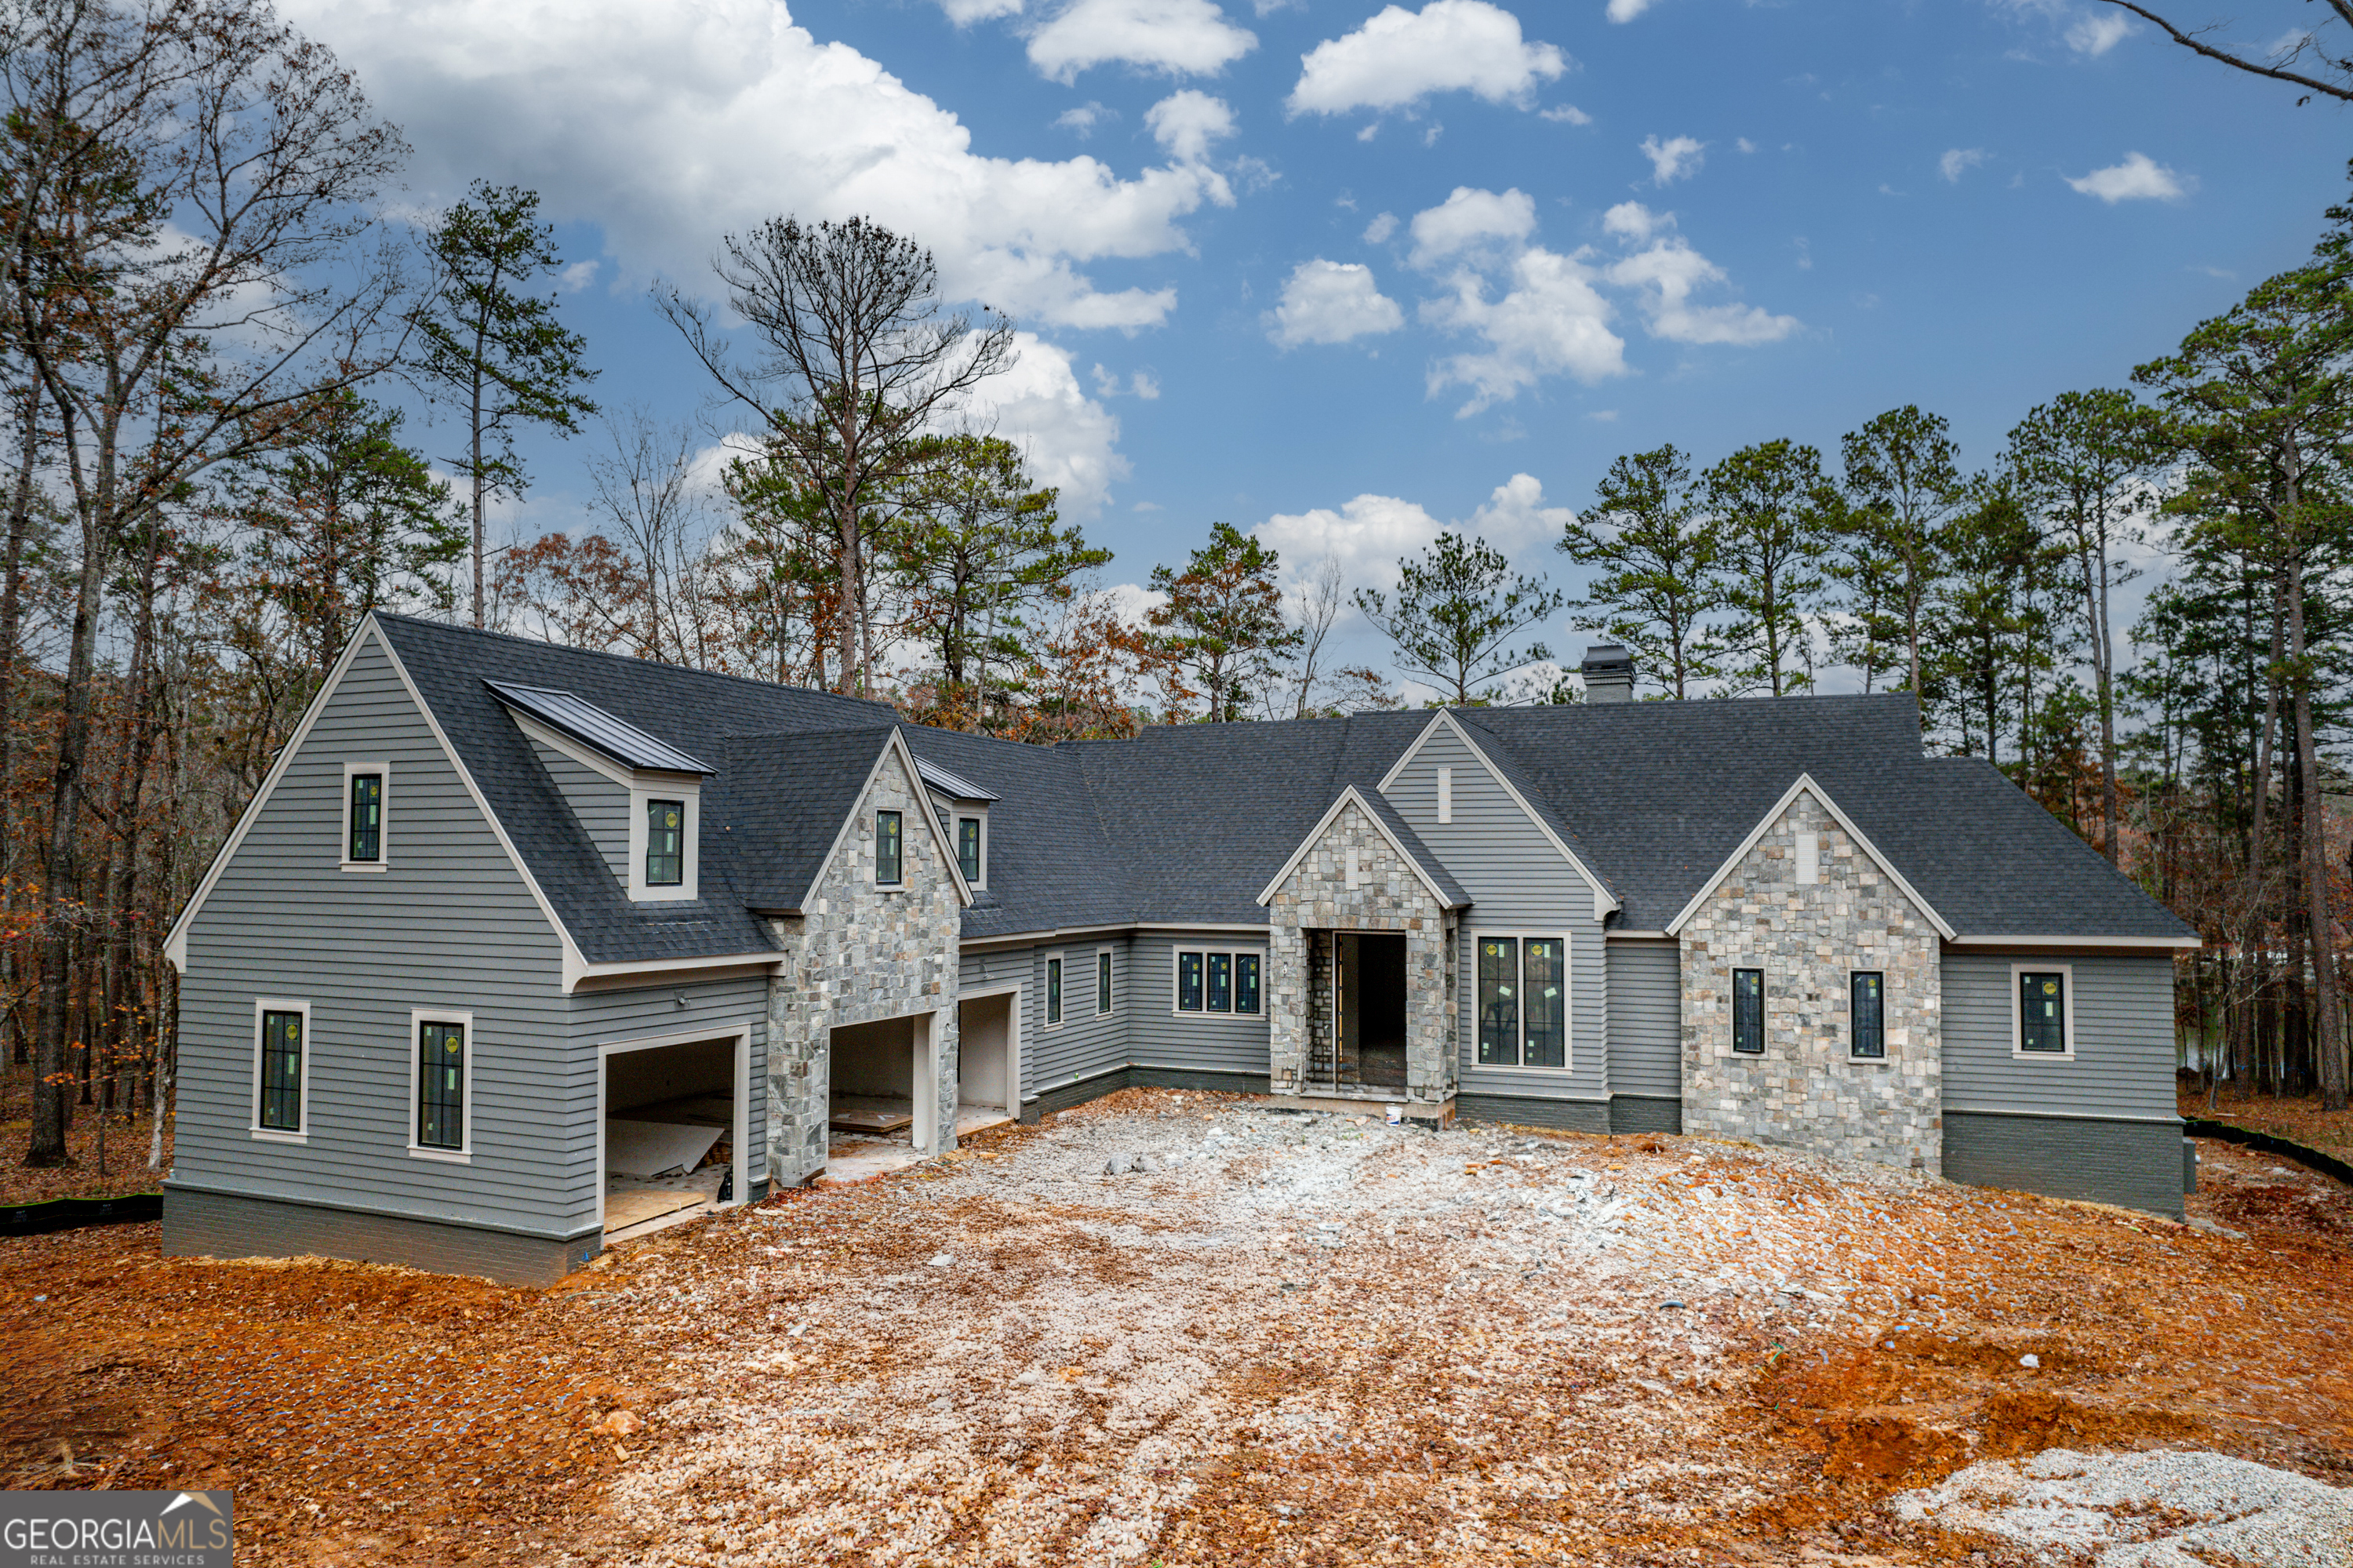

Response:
(2289, 540), (2346, 1111)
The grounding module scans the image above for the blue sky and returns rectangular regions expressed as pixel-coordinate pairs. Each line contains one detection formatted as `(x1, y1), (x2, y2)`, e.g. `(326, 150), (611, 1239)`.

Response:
(288, 0), (2345, 693)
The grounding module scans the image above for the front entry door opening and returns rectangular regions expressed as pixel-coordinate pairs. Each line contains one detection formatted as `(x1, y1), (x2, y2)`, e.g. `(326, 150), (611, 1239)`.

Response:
(1323, 930), (1408, 1092)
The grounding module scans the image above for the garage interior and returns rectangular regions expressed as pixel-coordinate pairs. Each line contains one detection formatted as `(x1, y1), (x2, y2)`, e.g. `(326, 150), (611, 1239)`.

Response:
(827, 1013), (935, 1181)
(957, 991), (1016, 1135)
(603, 1035), (737, 1241)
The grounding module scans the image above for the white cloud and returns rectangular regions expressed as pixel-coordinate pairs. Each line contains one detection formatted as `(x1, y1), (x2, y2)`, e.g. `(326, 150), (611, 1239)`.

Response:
(974, 333), (1129, 518)
(1253, 471), (1569, 590)
(1940, 147), (1989, 182)
(1100, 580), (1169, 624)
(1265, 259), (1406, 347)
(1408, 184), (1537, 268)
(1605, 0), (1659, 18)
(1144, 89), (1235, 162)
(2066, 150), (2192, 202)
(1421, 247), (1627, 413)
(1735, 136), (1756, 154)
(1540, 102), (1592, 125)
(1362, 211), (1398, 243)
(1603, 237), (1799, 346)
(559, 258), (600, 292)
(1090, 362), (1161, 397)
(1640, 133), (1706, 185)
(1287, 0), (1568, 117)
(940, 0), (1023, 20)
(2066, 11), (2129, 54)
(1600, 198), (1660, 242)
(1026, 0), (1257, 82)
(284, 0), (1232, 333)
(1056, 100), (1112, 134)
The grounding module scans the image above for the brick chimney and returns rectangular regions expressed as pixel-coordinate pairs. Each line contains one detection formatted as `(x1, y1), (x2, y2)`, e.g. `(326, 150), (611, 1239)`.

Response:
(1580, 644), (1634, 703)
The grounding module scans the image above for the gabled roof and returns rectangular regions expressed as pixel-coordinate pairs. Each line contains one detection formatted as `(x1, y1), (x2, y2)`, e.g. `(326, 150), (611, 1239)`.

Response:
(1255, 784), (1471, 911)
(1384, 708), (1619, 921)
(1663, 773), (1958, 940)
(486, 680), (715, 775)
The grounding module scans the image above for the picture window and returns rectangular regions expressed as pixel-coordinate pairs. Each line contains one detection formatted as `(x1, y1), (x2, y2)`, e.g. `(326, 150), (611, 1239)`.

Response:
(2020, 970), (2067, 1054)
(1478, 936), (1568, 1068)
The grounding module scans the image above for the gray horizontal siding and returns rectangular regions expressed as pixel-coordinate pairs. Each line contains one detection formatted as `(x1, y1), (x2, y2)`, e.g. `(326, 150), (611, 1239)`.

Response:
(175, 630), (577, 1236)
(1127, 930), (1271, 1081)
(1941, 952), (2177, 1119)
(529, 736), (628, 885)
(1944, 1110), (2185, 1218)
(1606, 940), (1681, 1100)
(1457, 921), (1608, 1100)
(1383, 726), (1598, 922)
(569, 976), (770, 1196)
(1028, 937), (1129, 1100)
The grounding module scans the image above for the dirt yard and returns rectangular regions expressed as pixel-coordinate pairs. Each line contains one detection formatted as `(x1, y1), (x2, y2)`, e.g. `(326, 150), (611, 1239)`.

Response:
(2, 1088), (2350, 1566)
(2184, 1079), (2353, 1163)
(0, 1060), (169, 1206)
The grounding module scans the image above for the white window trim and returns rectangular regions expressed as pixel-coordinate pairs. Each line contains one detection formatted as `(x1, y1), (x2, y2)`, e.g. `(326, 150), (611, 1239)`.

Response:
(1095, 946), (1115, 1017)
(2010, 962), (2077, 1061)
(1436, 766), (1453, 824)
(1846, 966), (1889, 1064)
(249, 997), (311, 1144)
(340, 762), (390, 872)
(407, 1007), (476, 1162)
(1466, 930), (1573, 1075)
(872, 808), (907, 891)
(1170, 945), (1267, 1018)
(627, 784), (700, 902)
(1044, 953), (1066, 1030)
(954, 809), (989, 891)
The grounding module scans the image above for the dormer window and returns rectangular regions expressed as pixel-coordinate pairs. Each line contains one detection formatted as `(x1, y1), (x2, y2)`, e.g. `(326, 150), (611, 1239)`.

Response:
(957, 814), (984, 886)
(876, 810), (904, 886)
(646, 799), (685, 886)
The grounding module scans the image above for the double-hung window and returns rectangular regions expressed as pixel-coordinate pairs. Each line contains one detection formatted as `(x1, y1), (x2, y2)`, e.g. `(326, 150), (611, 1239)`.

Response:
(1850, 971), (1886, 1059)
(875, 809), (903, 886)
(1732, 969), (1766, 1054)
(414, 1016), (469, 1154)
(1046, 956), (1064, 1027)
(1476, 937), (1568, 1068)
(645, 799), (685, 886)
(1175, 948), (1260, 1015)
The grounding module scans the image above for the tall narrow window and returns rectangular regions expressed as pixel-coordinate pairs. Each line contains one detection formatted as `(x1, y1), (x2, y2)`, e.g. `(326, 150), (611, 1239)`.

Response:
(1478, 937), (1520, 1066)
(1732, 969), (1765, 1054)
(875, 809), (903, 885)
(1235, 953), (1261, 1016)
(958, 817), (982, 883)
(1851, 971), (1885, 1059)
(260, 1010), (303, 1132)
(1096, 951), (1113, 1016)
(646, 799), (684, 886)
(1177, 951), (1204, 1012)
(1206, 952), (1233, 1013)
(2020, 971), (2067, 1053)
(417, 1020), (466, 1150)
(1523, 939), (1566, 1068)
(348, 773), (382, 863)
(1046, 958), (1063, 1025)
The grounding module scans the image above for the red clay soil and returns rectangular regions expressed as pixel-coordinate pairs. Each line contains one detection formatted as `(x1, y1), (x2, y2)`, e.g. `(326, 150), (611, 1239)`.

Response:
(2184, 1079), (2353, 1162)
(0, 1104), (2347, 1566)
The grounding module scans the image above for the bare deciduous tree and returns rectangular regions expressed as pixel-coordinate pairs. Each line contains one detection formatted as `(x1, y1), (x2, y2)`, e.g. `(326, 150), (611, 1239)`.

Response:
(2097, 2), (2353, 104)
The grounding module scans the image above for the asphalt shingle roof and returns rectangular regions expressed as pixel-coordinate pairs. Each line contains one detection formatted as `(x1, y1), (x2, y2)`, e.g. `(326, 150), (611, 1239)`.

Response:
(371, 615), (2191, 959)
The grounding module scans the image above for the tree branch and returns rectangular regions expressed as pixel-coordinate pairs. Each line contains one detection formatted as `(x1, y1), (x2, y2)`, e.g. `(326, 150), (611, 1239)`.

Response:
(2100, 2), (2353, 101)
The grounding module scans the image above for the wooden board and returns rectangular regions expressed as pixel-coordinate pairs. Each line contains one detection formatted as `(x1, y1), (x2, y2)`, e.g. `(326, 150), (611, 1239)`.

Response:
(603, 1188), (704, 1232)
(606, 1118), (725, 1179)
(829, 1097), (915, 1134)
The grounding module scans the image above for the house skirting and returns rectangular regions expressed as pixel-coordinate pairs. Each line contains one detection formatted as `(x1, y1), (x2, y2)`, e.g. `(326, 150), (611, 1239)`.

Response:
(1457, 1094), (1611, 1134)
(1607, 1095), (1682, 1134)
(1020, 1064), (1271, 1122)
(1942, 1109), (2187, 1219)
(162, 1184), (601, 1286)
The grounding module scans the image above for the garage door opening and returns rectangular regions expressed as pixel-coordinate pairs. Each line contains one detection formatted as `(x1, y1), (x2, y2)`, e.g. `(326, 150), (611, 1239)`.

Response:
(601, 1032), (744, 1242)
(827, 1012), (937, 1181)
(958, 990), (1018, 1137)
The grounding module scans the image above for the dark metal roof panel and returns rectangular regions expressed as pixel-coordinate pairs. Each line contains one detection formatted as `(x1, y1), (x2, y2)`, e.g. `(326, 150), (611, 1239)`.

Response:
(485, 680), (715, 775)
(915, 755), (1001, 802)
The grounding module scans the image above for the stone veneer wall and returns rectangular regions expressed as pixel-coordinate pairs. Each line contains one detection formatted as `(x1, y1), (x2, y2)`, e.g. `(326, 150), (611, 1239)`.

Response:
(1678, 790), (1941, 1173)
(1266, 799), (1456, 1111)
(765, 747), (963, 1185)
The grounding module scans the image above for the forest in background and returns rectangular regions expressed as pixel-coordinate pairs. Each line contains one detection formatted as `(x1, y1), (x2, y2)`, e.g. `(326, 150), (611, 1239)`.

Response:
(3, 0), (2348, 1190)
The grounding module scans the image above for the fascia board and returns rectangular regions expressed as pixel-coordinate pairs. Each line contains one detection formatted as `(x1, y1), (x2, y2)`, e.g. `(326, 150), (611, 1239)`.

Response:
(1946, 933), (2202, 950)
(1663, 773), (1958, 941)
(165, 619), (387, 972)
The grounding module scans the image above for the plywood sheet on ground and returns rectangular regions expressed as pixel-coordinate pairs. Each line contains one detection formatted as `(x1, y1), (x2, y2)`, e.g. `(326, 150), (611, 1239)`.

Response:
(603, 1188), (705, 1232)
(606, 1119), (722, 1179)
(829, 1097), (913, 1134)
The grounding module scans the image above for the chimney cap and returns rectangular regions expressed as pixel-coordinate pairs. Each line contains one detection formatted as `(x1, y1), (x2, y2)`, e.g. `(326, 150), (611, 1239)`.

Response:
(1580, 643), (1633, 675)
